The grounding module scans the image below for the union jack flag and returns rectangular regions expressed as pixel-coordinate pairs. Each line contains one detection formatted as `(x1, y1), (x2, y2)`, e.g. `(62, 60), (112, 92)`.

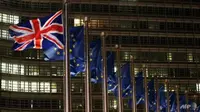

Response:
(9, 10), (64, 51)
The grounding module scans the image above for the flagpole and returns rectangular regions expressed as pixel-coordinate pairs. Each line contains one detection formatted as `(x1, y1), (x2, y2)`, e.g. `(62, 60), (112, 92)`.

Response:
(130, 55), (136, 112)
(63, 0), (71, 112)
(176, 85), (180, 112)
(101, 32), (108, 112)
(166, 79), (170, 112)
(156, 75), (160, 112)
(116, 44), (123, 112)
(84, 17), (92, 112)
(144, 67), (149, 112)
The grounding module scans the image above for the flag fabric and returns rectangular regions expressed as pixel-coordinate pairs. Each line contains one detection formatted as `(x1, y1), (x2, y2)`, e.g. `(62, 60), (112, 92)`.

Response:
(44, 26), (84, 60)
(90, 39), (102, 83)
(69, 26), (84, 59)
(159, 85), (167, 111)
(44, 26), (85, 76)
(148, 79), (156, 111)
(196, 105), (200, 112)
(9, 10), (64, 51)
(113, 62), (132, 97)
(135, 71), (144, 104)
(107, 52), (117, 92)
(121, 62), (132, 97)
(170, 92), (177, 112)
(129, 75), (154, 108)
(179, 95), (194, 112)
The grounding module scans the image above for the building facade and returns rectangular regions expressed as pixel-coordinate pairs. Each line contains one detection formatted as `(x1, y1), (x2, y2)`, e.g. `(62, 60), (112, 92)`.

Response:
(0, 0), (200, 112)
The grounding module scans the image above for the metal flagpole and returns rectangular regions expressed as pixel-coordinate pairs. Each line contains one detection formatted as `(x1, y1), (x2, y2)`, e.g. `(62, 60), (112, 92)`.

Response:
(130, 55), (136, 112)
(84, 17), (92, 112)
(62, 0), (71, 112)
(156, 75), (160, 112)
(144, 67), (149, 112)
(176, 85), (180, 112)
(116, 44), (123, 112)
(101, 32), (108, 112)
(166, 79), (170, 112)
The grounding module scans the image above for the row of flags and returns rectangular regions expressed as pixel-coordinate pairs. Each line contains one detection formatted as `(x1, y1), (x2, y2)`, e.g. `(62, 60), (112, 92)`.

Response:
(8, 10), (200, 111)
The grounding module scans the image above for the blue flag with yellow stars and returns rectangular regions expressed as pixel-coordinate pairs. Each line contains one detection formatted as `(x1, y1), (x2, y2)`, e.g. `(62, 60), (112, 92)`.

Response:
(113, 62), (132, 97)
(90, 39), (102, 83)
(107, 52), (117, 92)
(148, 79), (156, 111)
(43, 26), (85, 76)
(159, 85), (167, 111)
(135, 71), (144, 104)
(170, 92), (176, 112)
(121, 62), (132, 97)
(128, 75), (152, 108)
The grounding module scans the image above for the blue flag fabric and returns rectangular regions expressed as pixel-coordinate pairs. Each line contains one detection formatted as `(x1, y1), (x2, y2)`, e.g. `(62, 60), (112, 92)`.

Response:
(121, 63), (132, 97)
(148, 79), (156, 111)
(197, 105), (200, 112)
(129, 75), (155, 108)
(44, 26), (85, 76)
(69, 26), (84, 59)
(107, 52), (117, 92)
(135, 71), (144, 104)
(90, 39), (102, 83)
(170, 92), (177, 112)
(9, 10), (64, 51)
(159, 85), (167, 111)
(113, 62), (132, 97)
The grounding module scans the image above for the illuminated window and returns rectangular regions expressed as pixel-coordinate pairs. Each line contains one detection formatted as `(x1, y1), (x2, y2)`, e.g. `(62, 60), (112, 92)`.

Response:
(29, 66), (39, 76)
(110, 99), (117, 109)
(0, 12), (19, 24)
(188, 53), (193, 62)
(74, 18), (83, 26)
(1, 62), (24, 75)
(164, 84), (167, 92)
(123, 52), (129, 60)
(167, 53), (172, 62)
(2, 30), (8, 39)
(8, 80), (12, 91)
(1, 62), (7, 73)
(134, 68), (140, 76)
(114, 66), (117, 72)
(1, 79), (57, 93)
(31, 82), (39, 92)
(40, 82), (50, 93)
(0, 13), (2, 21)
(1, 80), (6, 90)
(71, 83), (74, 92)
(196, 83), (200, 93)
(2, 14), (8, 23)
(51, 83), (57, 93)
(13, 15), (19, 24)
(13, 81), (18, 92)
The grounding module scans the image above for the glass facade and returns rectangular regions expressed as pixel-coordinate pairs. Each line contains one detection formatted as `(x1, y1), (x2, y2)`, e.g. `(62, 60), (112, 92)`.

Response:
(0, 0), (200, 111)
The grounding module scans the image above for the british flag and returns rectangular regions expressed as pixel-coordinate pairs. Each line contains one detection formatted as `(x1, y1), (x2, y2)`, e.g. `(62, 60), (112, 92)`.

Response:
(9, 10), (64, 51)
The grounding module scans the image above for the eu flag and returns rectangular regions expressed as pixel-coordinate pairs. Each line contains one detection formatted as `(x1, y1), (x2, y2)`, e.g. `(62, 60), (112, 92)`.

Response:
(170, 92), (177, 112)
(159, 85), (167, 111)
(148, 79), (156, 111)
(44, 26), (85, 76)
(113, 62), (132, 97)
(135, 71), (144, 104)
(107, 52), (117, 92)
(121, 63), (132, 97)
(90, 39), (102, 83)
